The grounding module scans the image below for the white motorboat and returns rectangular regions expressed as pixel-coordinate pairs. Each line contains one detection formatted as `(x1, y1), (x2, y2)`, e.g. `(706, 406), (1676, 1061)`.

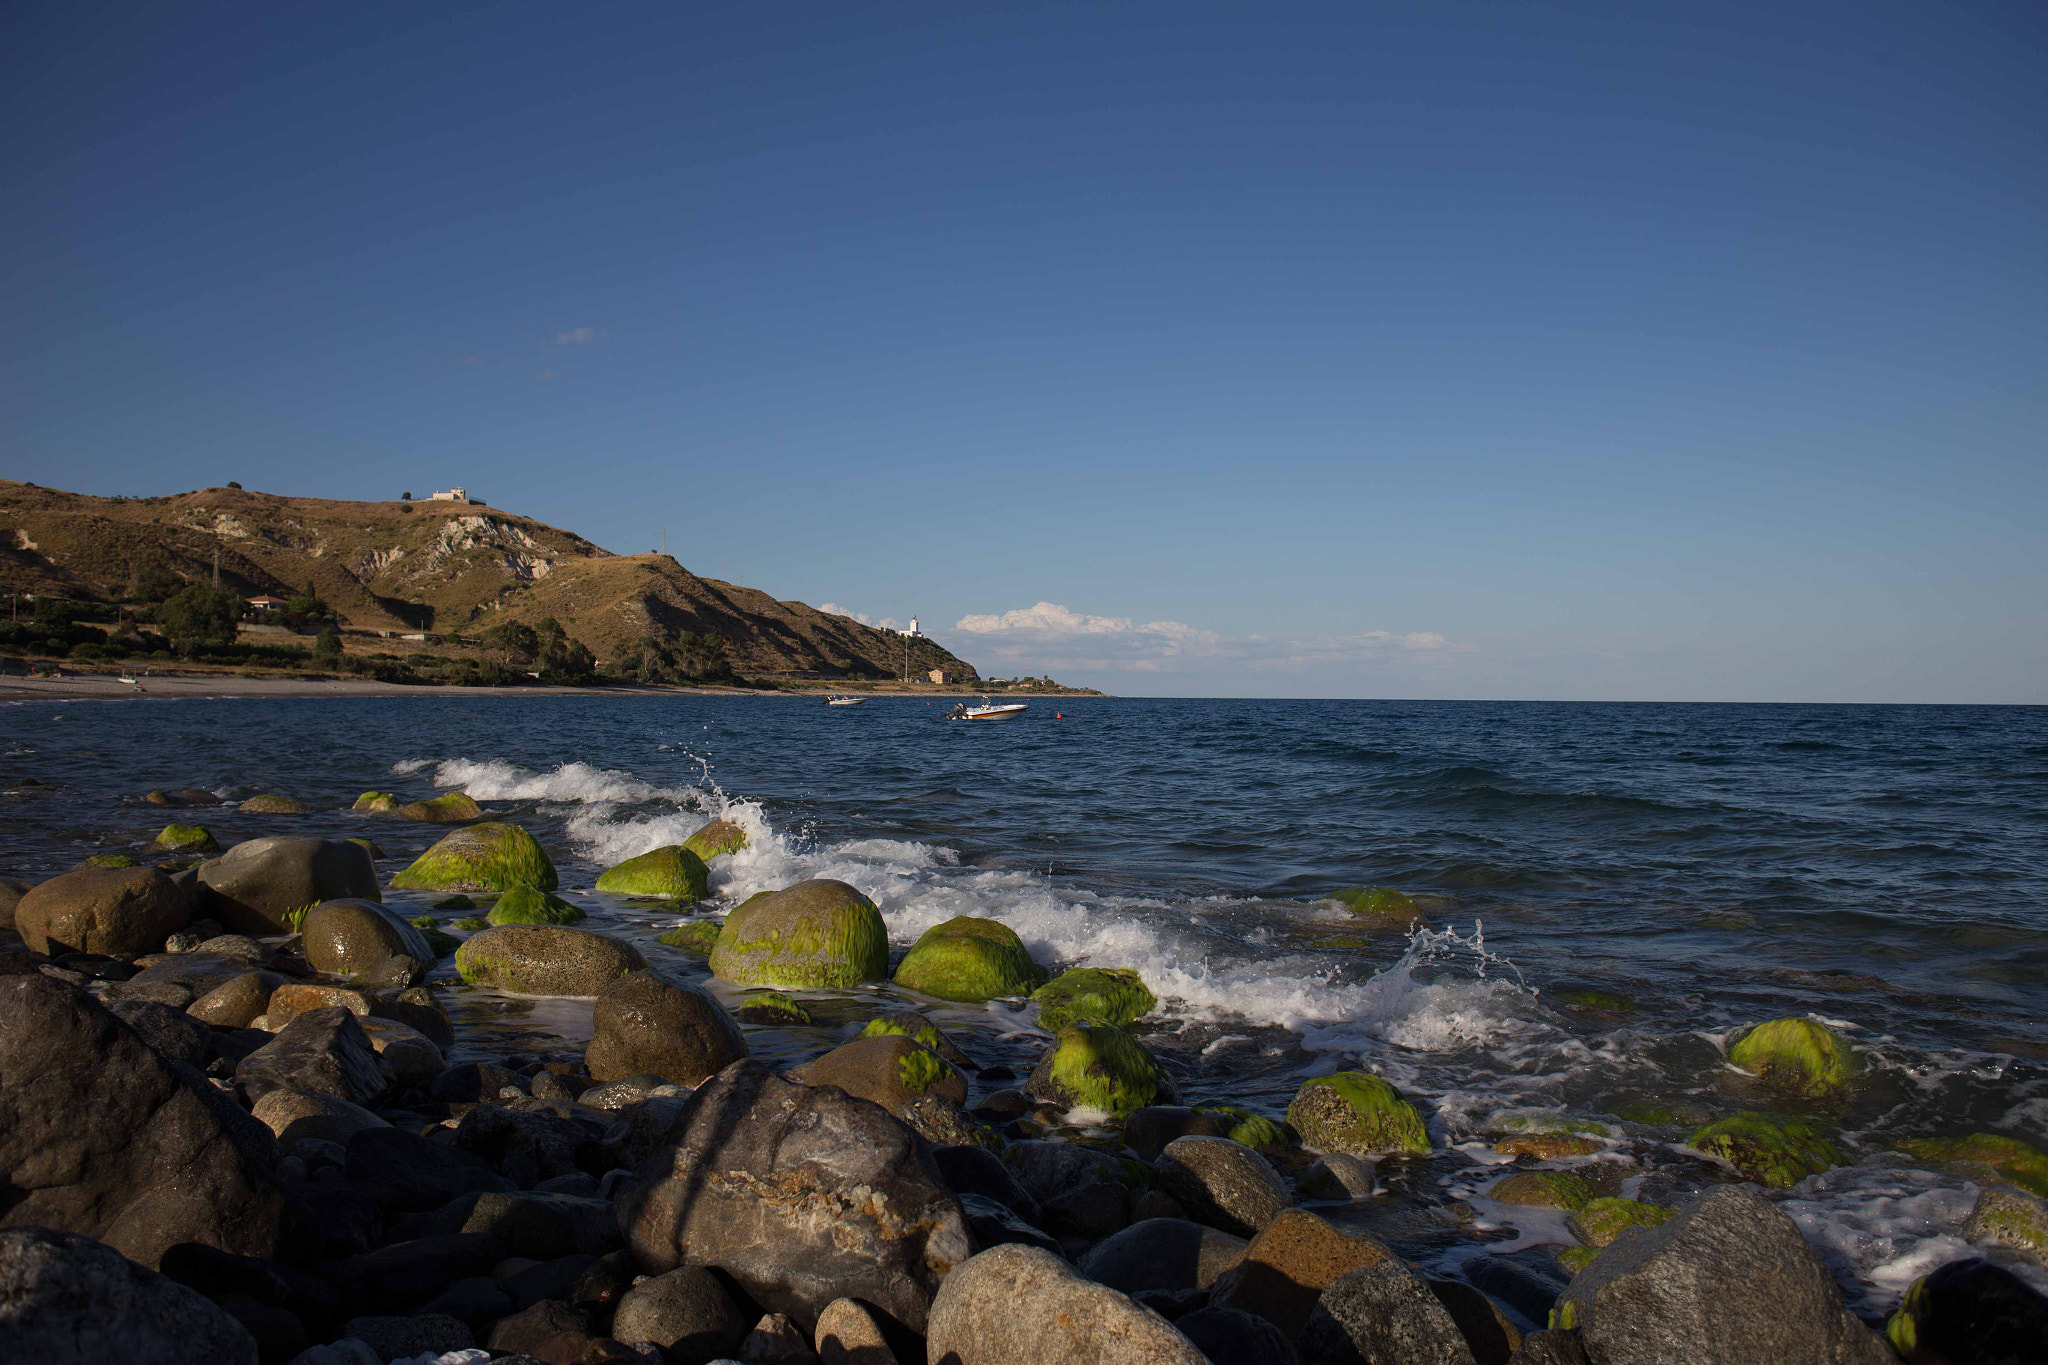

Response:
(948, 698), (1029, 721)
(825, 695), (865, 707)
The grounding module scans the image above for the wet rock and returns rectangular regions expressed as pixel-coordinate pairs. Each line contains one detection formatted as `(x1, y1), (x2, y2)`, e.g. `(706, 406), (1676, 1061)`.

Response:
(736, 989), (813, 1025)
(264, 981), (379, 1027)
(488, 885), (587, 926)
(1001, 1139), (1125, 1206)
(815, 1296), (899, 1365)
(709, 879), (889, 990)
(1324, 886), (1424, 926)
(236, 1007), (387, 1106)
(386, 985), (456, 1046)
(1727, 1017), (1855, 1099)
(1286, 1073), (1430, 1157)
(454, 924), (647, 996)
(859, 1009), (977, 1068)
(1176, 1304), (1298, 1364)
(891, 915), (1047, 1002)
(1488, 1172), (1593, 1212)
(1460, 1251), (1569, 1333)
(740, 1311), (817, 1362)
(391, 822), (558, 894)
(1155, 1135), (1293, 1238)
(1030, 967), (1157, 1031)
(103, 996), (214, 1067)
(596, 844), (710, 899)
(959, 1193), (1064, 1256)
(1301, 1258), (1477, 1365)
(252, 1088), (388, 1147)
(155, 822), (221, 854)
(1565, 1198), (1672, 1249)
(790, 1032), (966, 1114)
(610, 1265), (748, 1361)
(146, 787), (222, 807)
(925, 1243), (1209, 1364)
(1043, 1178), (1132, 1248)
(196, 837), (379, 936)
(415, 1274), (514, 1327)
(1126, 1106), (1230, 1162)
(1963, 1184), (2048, 1265)
(1298, 1154), (1377, 1201)
(485, 1298), (596, 1363)
(15, 864), (189, 955)
(1504, 1330), (1590, 1364)
(121, 951), (252, 1004)
(1685, 1111), (1838, 1188)
(1211, 1209), (1398, 1341)
(189, 970), (288, 1027)
(0, 974), (296, 1266)
(1886, 1255), (2048, 1365)
(357, 1015), (445, 1090)
(431, 1060), (528, 1103)
(393, 791), (483, 823)
(657, 918), (721, 954)
(300, 899), (435, 976)
(0, 1226), (259, 1364)
(584, 970), (748, 1086)
(1554, 1184), (1891, 1365)
(405, 1190), (622, 1259)
(621, 1058), (971, 1335)
(343, 1126), (514, 1210)
(1897, 1131), (2048, 1198)
(351, 791), (398, 813)
(319, 1232), (508, 1309)
(238, 794), (309, 814)
(934, 1144), (1042, 1223)
(1025, 1023), (1170, 1116)
(0, 878), (26, 930)
(1428, 1278), (1522, 1364)
(339, 1312), (473, 1360)
(453, 1104), (592, 1188)
(1081, 1218), (1247, 1295)
(683, 817), (749, 861)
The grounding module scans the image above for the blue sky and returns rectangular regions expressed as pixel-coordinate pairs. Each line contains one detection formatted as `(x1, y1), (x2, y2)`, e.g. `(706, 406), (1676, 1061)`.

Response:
(5, 2), (2043, 700)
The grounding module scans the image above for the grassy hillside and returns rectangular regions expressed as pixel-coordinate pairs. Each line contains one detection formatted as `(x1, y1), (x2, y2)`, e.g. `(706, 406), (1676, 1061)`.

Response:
(0, 480), (976, 681)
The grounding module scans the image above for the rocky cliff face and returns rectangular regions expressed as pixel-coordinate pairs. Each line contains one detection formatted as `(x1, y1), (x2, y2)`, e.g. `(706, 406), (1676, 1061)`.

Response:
(0, 480), (976, 680)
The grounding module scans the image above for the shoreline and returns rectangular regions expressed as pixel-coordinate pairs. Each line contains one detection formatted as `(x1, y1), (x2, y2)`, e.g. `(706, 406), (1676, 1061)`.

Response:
(0, 671), (1108, 704)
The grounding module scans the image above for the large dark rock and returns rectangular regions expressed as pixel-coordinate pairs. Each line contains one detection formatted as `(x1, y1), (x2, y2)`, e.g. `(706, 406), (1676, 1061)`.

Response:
(1153, 1135), (1292, 1238)
(452, 1103), (596, 1188)
(103, 996), (214, 1067)
(620, 1058), (972, 1335)
(1081, 1218), (1247, 1295)
(1301, 1259), (1477, 1365)
(925, 1243), (1209, 1364)
(197, 837), (379, 936)
(0, 1226), (259, 1364)
(398, 1190), (621, 1259)
(583, 970), (748, 1086)
(343, 1126), (514, 1210)
(1211, 1210), (1397, 1342)
(1176, 1304), (1299, 1365)
(959, 1193), (1064, 1256)
(1000, 1138), (1125, 1206)
(339, 1313), (474, 1362)
(317, 1232), (507, 1310)
(790, 1033), (971, 1141)
(1127, 1106), (1231, 1163)
(300, 899), (434, 976)
(0, 975), (296, 1267)
(14, 865), (189, 956)
(485, 1298), (597, 1362)
(934, 1143), (1043, 1224)
(156, 1241), (346, 1334)
(234, 1007), (387, 1106)
(1553, 1185), (1892, 1365)
(1887, 1256), (2048, 1365)
(187, 970), (288, 1028)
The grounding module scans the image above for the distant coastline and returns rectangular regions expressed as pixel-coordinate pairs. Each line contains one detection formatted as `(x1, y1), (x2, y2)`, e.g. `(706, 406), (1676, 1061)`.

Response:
(0, 670), (1108, 704)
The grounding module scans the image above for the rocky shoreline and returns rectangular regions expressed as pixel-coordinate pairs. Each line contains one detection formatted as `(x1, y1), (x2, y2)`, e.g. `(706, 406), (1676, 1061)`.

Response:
(2, 798), (2044, 1364)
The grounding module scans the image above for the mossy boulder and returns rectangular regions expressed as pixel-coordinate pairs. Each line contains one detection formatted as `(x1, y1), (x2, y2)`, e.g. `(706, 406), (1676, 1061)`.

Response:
(432, 894), (475, 911)
(735, 991), (812, 1025)
(596, 845), (710, 900)
(1286, 1072), (1431, 1156)
(1490, 1171), (1594, 1211)
(1495, 1133), (1601, 1159)
(238, 794), (309, 814)
(351, 792), (399, 813)
(1687, 1111), (1838, 1187)
(1194, 1105), (1291, 1155)
(1897, 1132), (2048, 1198)
(405, 915), (460, 957)
(486, 886), (586, 926)
(682, 817), (748, 861)
(861, 1010), (977, 1069)
(658, 919), (722, 955)
(347, 837), (384, 859)
(1324, 886), (1425, 926)
(1556, 989), (1635, 1011)
(394, 791), (482, 824)
(1727, 1017), (1854, 1098)
(154, 824), (219, 854)
(454, 924), (647, 996)
(792, 1034), (969, 1118)
(1031, 967), (1156, 1030)
(389, 822), (557, 894)
(83, 853), (141, 868)
(1025, 1023), (1169, 1116)
(1964, 1185), (2048, 1264)
(707, 878), (888, 989)
(892, 916), (1048, 1001)
(453, 916), (488, 931)
(1565, 1197), (1672, 1252)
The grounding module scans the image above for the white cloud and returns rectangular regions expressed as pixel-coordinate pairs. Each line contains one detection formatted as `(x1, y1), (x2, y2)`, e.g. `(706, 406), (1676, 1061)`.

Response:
(555, 327), (598, 346)
(947, 601), (1465, 674)
(820, 603), (906, 631)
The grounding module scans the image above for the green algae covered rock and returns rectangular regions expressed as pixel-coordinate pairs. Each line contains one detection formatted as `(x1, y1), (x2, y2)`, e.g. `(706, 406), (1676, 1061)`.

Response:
(453, 916), (489, 931)
(792, 1033), (969, 1116)
(1490, 1171), (1595, 1212)
(154, 824), (219, 854)
(1325, 886), (1425, 926)
(1031, 967), (1156, 1030)
(83, 853), (141, 869)
(735, 990), (812, 1025)
(394, 791), (482, 823)
(352, 791), (399, 813)
(1193, 1105), (1291, 1155)
(405, 915), (460, 957)
(595, 845), (710, 900)
(1026, 1023), (1169, 1116)
(1898, 1132), (2048, 1198)
(1568, 1197), (1674, 1248)
(1287, 1072), (1431, 1156)
(1964, 1185), (2048, 1264)
(432, 894), (475, 910)
(1312, 935), (1373, 951)
(860, 1010), (977, 1069)
(1728, 1017), (1855, 1098)
(1556, 989), (1635, 1011)
(893, 915), (1048, 1001)
(487, 885), (586, 926)
(683, 817), (748, 861)
(238, 794), (309, 814)
(390, 821), (558, 894)
(658, 918), (722, 955)
(1688, 1111), (1838, 1187)
(707, 878), (887, 989)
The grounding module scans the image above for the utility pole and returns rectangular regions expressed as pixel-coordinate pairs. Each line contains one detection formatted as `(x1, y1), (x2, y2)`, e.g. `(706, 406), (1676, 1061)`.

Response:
(212, 540), (220, 590)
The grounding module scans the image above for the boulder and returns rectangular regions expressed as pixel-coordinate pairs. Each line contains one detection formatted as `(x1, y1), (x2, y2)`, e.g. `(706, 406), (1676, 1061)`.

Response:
(155, 823), (221, 854)
(101, 998), (213, 1067)
(264, 981), (380, 1027)
(1506, 1331), (1591, 1365)
(1488, 1172), (1593, 1212)
(1031, 967), (1157, 1031)
(584, 970), (749, 1086)
(1323, 886), (1423, 926)
(1176, 1305), (1297, 1365)
(860, 1010), (977, 1068)
(484, 1298), (598, 1362)
(1886, 1255), (2048, 1364)
(401, 1191), (621, 1259)
(1125, 1106), (1234, 1162)
(0, 877), (25, 930)
(658, 918), (722, 954)
(610, 1265), (747, 1361)
(1286, 1073), (1431, 1156)
(815, 1296), (899, 1365)
(339, 1313), (473, 1360)
(741, 1311), (817, 1362)
(1209, 1209), (1397, 1341)
(389, 822), (558, 893)
(393, 791), (482, 823)
(1897, 1131), (2048, 1197)
(933, 1144), (1042, 1223)
(1964, 1184), (2048, 1264)
(1553, 1184), (1892, 1365)
(251, 1089), (388, 1147)
(596, 845), (711, 899)
(620, 1058), (971, 1335)
(1001, 1139), (1126, 1206)
(351, 791), (399, 812)
(1727, 1018), (1855, 1098)
(234, 1007), (388, 1106)
(0, 1226), (259, 1364)
(1025, 1023), (1169, 1116)
(0, 974), (296, 1266)
(487, 885), (587, 925)
(357, 1015), (445, 1089)
(1685, 1111), (1838, 1187)
(683, 817), (749, 860)
(196, 837), (379, 936)
(301, 899), (435, 976)
(237, 794), (308, 814)
(1298, 1154), (1377, 1201)
(789, 1033), (968, 1117)
(454, 924), (647, 996)
(343, 1127), (514, 1210)
(1566, 1198), (1672, 1249)
(892, 915), (1048, 1001)
(925, 1243), (1209, 1364)
(959, 1193), (1063, 1257)
(1301, 1258), (1477, 1365)
(117, 952), (250, 1003)
(709, 879), (889, 989)
(1081, 1218), (1247, 1295)
(1154, 1136), (1293, 1238)
(187, 970), (287, 1028)
(146, 788), (222, 806)
(14, 865), (189, 956)
(737, 989), (813, 1024)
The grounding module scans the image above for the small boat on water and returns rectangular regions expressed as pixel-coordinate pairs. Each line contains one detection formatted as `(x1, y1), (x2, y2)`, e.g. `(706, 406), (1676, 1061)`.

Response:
(825, 695), (865, 707)
(948, 698), (1029, 721)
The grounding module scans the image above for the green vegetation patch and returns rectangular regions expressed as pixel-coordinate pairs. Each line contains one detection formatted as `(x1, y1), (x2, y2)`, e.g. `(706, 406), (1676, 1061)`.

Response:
(734, 990), (811, 1025)
(683, 818), (748, 861)
(898, 1045), (951, 1096)
(153, 823), (218, 854)
(453, 916), (489, 931)
(352, 791), (399, 812)
(1325, 886), (1424, 925)
(658, 919), (723, 955)
(1031, 966), (1157, 1030)
(395, 791), (483, 823)
(1489, 1171), (1595, 1212)
(596, 844), (710, 900)
(405, 915), (460, 957)
(487, 886), (586, 926)
(863, 1016), (944, 1050)
(1897, 1132), (2048, 1198)
(390, 821), (558, 893)
(1567, 1197), (1674, 1248)
(1688, 1111), (1838, 1187)
(708, 879), (889, 989)
(1728, 1017), (1855, 1098)
(84, 853), (140, 868)
(1041, 1023), (1167, 1116)
(432, 894), (476, 911)
(1288, 1071), (1432, 1156)
(893, 915), (1048, 1001)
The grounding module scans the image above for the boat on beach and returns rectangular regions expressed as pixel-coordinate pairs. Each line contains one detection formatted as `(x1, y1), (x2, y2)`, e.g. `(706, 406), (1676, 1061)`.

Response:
(948, 698), (1029, 721)
(825, 695), (865, 707)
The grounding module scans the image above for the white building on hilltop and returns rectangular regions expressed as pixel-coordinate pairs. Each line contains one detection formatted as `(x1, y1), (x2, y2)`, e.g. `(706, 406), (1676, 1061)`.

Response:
(902, 617), (919, 636)
(430, 488), (477, 503)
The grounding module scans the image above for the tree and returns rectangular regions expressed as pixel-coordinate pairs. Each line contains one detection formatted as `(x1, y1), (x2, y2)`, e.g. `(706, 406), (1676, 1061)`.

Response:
(482, 619), (539, 665)
(158, 585), (240, 654)
(129, 566), (183, 602)
(312, 626), (342, 666)
(402, 491), (413, 501)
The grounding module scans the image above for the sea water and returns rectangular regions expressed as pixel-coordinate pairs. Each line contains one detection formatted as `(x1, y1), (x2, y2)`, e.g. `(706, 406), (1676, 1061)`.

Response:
(6, 694), (2046, 1317)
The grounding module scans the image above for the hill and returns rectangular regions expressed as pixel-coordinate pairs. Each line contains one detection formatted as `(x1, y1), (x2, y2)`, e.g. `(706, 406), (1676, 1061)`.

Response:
(0, 480), (977, 681)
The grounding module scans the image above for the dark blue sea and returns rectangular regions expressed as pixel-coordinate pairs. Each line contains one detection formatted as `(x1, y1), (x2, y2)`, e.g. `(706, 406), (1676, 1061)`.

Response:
(6, 693), (2045, 1312)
